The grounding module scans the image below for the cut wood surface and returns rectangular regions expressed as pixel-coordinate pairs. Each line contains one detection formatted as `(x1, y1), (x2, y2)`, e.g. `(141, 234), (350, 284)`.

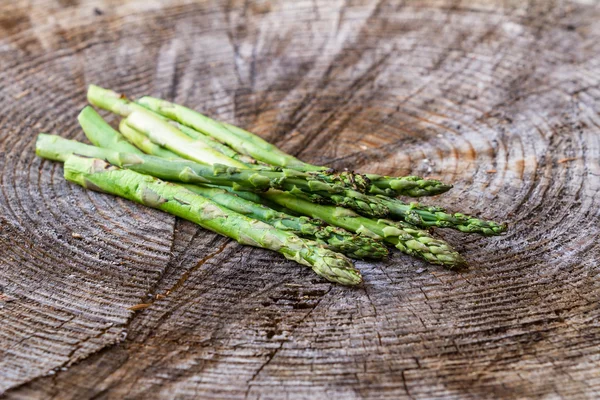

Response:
(1, 0), (599, 398)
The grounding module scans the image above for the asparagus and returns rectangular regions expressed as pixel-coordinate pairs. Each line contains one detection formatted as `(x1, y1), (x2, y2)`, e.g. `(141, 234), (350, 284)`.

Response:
(137, 96), (453, 196)
(78, 106), (143, 154)
(378, 197), (507, 236)
(123, 111), (248, 168)
(181, 184), (388, 260)
(38, 134), (505, 235)
(36, 135), (464, 267)
(119, 120), (181, 160)
(88, 86), (451, 197)
(261, 190), (466, 268)
(62, 156), (362, 285)
(136, 96), (320, 171)
(87, 85), (259, 167)
(38, 132), (388, 216)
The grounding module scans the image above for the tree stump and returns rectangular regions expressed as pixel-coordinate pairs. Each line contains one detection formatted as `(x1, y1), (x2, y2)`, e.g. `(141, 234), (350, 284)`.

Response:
(1, 1), (599, 398)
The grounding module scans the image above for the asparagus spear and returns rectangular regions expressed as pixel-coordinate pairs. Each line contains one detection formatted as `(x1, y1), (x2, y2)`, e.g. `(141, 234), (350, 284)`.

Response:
(136, 96), (320, 171)
(61, 156), (362, 285)
(378, 197), (507, 236)
(119, 120), (181, 160)
(88, 85), (259, 167)
(88, 86), (451, 197)
(261, 190), (466, 268)
(38, 132), (389, 217)
(181, 184), (388, 260)
(123, 111), (248, 168)
(78, 106), (144, 154)
(137, 96), (453, 196)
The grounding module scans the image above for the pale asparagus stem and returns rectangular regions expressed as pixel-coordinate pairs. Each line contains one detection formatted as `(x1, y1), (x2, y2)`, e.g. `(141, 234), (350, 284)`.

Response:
(87, 85), (160, 117)
(87, 85), (259, 168)
(171, 121), (259, 166)
(136, 96), (320, 171)
(181, 184), (388, 260)
(119, 120), (181, 160)
(261, 190), (467, 268)
(62, 156), (362, 286)
(124, 111), (248, 168)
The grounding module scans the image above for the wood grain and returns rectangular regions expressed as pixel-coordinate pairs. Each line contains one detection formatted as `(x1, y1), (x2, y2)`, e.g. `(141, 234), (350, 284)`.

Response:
(1, 0), (599, 398)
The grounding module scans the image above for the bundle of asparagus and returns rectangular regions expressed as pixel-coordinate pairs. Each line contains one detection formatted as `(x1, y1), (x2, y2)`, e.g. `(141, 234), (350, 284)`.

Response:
(35, 85), (507, 286)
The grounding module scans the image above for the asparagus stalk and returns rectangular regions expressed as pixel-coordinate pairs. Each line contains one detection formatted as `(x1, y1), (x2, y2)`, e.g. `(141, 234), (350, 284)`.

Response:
(38, 132), (389, 217)
(181, 184), (388, 260)
(119, 120), (181, 160)
(62, 156), (362, 285)
(172, 121), (258, 166)
(88, 86), (451, 197)
(88, 85), (259, 167)
(136, 96), (320, 171)
(123, 111), (248, 168)
(261, 190), (466, 268)
(378, 197), (507, 236)
(78, 106), (144, 154)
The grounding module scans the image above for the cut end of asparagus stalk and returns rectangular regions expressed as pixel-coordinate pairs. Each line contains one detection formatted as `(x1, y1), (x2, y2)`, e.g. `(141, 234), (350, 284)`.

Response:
(87, 85), (134, 117)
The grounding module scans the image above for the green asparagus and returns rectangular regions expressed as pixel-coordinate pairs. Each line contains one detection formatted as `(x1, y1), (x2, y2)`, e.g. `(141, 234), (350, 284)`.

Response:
(181, 184), (388, 260)
(78, 106), (143, 154)
(88, 85), (259, 167)
(37, 133), (388, 216)
(62, 156), (362, 285)
(261, 190), (466, 268)
(88, 86), (452, 197)
(38, 133), (504, 234)
(137, 96), (320, 171)
(119, 120), (181, 160)
(123, 110), (248, 168)
(136, 97), (452, 196)
(378, 197), (507, 236)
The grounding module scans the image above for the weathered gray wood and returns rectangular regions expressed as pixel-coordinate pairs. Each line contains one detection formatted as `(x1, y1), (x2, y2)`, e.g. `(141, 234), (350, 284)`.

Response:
(1, 0), (600, 398)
